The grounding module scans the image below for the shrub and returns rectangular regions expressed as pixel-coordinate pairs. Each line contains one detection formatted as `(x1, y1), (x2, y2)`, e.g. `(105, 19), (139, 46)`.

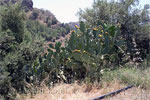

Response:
(0, 4), (43, 100)
(29, 10), (39, 20)
(1, 4), (25, 43)
(34, 21), (126, 85)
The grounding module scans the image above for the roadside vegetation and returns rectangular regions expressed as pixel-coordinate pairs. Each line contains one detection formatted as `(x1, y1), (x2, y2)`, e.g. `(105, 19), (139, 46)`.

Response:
(102, 66), (150, 89)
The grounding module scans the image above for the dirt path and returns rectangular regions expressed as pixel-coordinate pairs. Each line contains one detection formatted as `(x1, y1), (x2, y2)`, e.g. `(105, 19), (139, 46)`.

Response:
(105, 87), (150, 100)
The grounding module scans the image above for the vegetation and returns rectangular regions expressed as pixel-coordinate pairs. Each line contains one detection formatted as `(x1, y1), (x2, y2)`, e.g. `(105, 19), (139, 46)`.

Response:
(78, 0), (150, 63)
(27, 8), (71, 41)
(32, 21), (125, 85)
(0, 0), (150, 100)
(26, 19), (70, 41)
(101, 66), (150, 89)
(0, 3), (43, 100)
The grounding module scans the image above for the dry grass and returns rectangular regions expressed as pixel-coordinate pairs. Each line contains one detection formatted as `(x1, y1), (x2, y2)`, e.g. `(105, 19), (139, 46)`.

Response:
(17, 80), (150, 100)
(17, 66), (150, 100)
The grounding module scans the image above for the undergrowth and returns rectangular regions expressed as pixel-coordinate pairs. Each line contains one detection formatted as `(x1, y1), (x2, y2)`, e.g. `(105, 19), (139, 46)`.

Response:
(101, 65), (150, 89)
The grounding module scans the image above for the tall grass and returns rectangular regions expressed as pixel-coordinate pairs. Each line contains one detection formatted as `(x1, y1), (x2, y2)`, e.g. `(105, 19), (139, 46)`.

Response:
(101, 66), (150, 89)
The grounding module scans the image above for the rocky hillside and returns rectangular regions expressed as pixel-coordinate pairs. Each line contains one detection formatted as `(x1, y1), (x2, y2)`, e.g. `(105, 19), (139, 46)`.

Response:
(0, 0), (77, 41)
(0, 0), (33, 11)
(0, 0), (58, 25)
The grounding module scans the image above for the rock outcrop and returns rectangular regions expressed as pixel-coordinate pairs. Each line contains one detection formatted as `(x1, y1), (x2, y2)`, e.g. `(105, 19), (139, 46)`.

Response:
(21, 0), (33, 11)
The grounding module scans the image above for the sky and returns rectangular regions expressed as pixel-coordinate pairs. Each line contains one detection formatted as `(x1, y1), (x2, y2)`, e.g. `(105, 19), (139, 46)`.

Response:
(32, 0), (150, 23)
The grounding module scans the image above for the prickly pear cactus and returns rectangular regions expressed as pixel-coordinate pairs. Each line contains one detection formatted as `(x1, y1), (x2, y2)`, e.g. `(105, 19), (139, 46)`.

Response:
(33, 21), (126, 83)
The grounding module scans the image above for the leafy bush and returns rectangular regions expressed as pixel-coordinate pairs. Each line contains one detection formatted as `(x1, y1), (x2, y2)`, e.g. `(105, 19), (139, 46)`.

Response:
(1, 4), (25, 43)
(29, 10), (39, 20)
(0, 4), (43, 100)
(34, 21), (126, 85)
(78, 0), (150, 64)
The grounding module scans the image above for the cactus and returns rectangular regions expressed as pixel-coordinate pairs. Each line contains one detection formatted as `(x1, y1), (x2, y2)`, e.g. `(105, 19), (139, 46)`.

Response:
(33, 21), (126, 83)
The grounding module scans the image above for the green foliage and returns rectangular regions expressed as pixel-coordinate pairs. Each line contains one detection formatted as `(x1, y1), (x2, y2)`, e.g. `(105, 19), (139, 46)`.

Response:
(46, 17), (52, 27)
(68, 21), (126, 66)
(0, 0), (71, 42)
(35, 21), (126, 85)
(77, 0), (150, 63)
(101, 67), (150, 89)
(1, 3), (25, 43)
(26, 19), (71, 41)
(0, 4), (43, 100)
(29, 9), (39, 20)
(1, 0), (149, 99)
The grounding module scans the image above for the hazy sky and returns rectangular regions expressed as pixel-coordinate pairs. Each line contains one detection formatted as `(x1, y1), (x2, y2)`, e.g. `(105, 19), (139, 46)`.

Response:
(32, 0), (150, 23)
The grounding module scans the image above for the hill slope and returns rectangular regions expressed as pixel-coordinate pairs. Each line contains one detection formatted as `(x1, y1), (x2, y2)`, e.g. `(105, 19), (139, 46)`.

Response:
(0, 0), (74, 41)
